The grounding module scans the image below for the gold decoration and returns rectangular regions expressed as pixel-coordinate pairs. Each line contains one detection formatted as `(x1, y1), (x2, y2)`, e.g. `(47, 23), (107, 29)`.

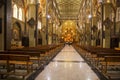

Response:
(61, 20), (77, 43)
(40, 0), (46, 7)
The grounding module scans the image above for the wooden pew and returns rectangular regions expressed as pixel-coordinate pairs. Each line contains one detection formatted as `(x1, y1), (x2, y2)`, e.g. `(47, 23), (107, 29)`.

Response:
(0, 51), (42, 69)
(0, 54), (33, 79)
(0, 54), (10, 76)
(8, 45), (59, 62)
(9, 54), (33, 78)
(72, 44), (120, 80)
(7, 44), (64, 66)
(101, 56), (120, 79)
(94, 52), (120, 67)
(8, 48), (49, 64)
(11, 51), (41, 66)
(84, 47), (120, 65)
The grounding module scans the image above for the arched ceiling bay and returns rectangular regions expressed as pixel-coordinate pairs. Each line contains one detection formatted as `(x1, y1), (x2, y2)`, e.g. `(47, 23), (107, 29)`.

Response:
(54, 0), (83, 20)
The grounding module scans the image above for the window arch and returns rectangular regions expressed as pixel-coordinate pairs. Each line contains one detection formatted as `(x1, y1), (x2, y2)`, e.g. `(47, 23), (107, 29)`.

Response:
(118, 8), (120, 21)
(19, 8), (23, 20)
(13, 4), (18, 18)
(116, 7), (120, 22)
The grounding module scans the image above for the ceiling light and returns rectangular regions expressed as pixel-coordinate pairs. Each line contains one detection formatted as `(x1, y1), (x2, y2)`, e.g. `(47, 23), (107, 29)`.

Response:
(88, 14), (92, 19)
(47, 15), (51, 19)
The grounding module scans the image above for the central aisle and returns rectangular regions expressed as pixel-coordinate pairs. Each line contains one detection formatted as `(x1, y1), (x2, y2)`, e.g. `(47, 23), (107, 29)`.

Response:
(35, 45), (100, 80)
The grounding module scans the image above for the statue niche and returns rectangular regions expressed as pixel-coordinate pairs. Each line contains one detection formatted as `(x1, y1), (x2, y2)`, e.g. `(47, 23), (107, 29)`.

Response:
(12, 22), (21, 40)
(11, 22), (22, 48)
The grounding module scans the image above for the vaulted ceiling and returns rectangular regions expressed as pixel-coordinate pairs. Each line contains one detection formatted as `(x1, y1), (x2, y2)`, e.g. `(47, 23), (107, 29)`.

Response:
(54, 0), (83, 20)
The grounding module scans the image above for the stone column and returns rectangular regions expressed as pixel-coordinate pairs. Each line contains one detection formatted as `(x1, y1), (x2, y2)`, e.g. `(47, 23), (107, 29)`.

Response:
(104, 5), (111, 48)
(92, 17), (98, 46)
(5, 0), (12, 50)
(0, 3), (5, 50)
(116, 22), (120, 47)
(85, 23), (91, 46)
(48, 22), (53, 44)
(41, 17), (47, 45)
(28, 4), (36, 47)
(52, 23), (56, 44)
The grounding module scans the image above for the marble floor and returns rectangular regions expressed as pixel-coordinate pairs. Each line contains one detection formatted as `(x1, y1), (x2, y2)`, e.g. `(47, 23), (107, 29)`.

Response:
(35, 45), (100, 80)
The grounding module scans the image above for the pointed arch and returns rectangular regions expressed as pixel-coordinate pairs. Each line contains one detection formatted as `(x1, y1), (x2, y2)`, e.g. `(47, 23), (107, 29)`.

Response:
(117, 8), (120, 22)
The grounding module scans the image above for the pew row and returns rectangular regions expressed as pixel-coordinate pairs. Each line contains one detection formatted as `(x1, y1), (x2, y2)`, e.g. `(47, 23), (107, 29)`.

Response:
(0, 44), (64, 79)
(73, 44), (120, 80)
(0, 54), (33, 79)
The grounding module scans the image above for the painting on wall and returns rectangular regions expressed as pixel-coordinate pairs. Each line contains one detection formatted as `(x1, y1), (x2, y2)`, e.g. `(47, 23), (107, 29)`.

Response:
(0, 18), (2, 33)
(27, 17), (35, 27)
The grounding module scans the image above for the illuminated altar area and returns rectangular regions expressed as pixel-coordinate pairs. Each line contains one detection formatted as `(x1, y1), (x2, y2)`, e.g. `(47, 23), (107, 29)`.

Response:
(60, 20), (77, 43)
